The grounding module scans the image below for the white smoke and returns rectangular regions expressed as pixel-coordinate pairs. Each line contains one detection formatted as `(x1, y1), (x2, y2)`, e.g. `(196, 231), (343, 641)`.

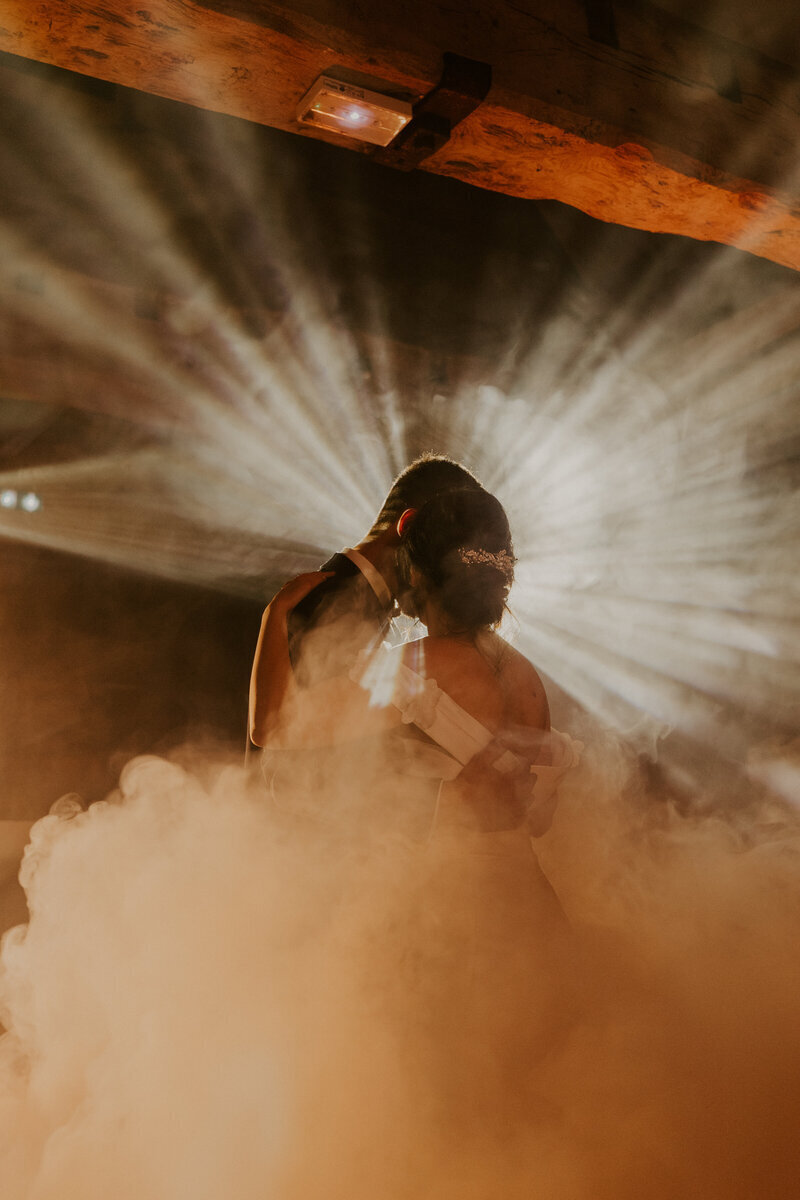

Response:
(1, 737), (799, 1199)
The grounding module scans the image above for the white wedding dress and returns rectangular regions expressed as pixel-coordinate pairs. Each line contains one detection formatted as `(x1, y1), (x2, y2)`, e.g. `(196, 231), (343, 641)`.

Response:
(349, 655), (583, 1130)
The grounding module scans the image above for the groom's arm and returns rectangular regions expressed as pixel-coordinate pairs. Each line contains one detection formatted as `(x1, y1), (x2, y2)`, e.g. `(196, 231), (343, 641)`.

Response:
(249, 572), (331, 746)
(250, 578), (400, 749)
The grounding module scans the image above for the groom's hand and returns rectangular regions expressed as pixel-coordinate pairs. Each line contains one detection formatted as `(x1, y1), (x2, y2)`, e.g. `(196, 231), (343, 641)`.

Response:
(456, 741), (530, 829)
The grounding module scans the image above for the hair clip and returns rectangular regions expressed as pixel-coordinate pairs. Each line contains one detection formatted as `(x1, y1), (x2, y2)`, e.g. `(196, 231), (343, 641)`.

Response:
(458, 547), (514, 581)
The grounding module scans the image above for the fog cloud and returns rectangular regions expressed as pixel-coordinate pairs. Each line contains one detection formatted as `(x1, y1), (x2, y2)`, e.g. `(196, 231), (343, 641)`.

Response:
(1, 734), (798, 1198)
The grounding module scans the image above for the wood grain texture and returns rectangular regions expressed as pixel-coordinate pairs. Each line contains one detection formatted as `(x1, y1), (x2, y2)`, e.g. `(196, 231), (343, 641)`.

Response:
(0, 0), (798, 269)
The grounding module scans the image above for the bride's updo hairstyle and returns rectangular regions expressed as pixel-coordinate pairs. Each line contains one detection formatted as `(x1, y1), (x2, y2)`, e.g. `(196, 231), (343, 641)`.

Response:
(399, 488), (515, 632)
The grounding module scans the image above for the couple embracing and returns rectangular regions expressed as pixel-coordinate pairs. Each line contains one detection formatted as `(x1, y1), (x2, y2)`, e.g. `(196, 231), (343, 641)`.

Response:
(249, 454), (579, 858)
(249, 456), (582, 1118)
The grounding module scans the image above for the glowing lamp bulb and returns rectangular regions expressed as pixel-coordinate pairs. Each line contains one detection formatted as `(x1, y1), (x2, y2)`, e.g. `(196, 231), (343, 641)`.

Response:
(297, 76), (412, 147)
(0, 489), (17, 508)
(20, 492), (41, 512)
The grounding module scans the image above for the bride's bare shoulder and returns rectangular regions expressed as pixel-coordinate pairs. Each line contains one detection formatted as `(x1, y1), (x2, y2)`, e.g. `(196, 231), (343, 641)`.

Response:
(489, 637), (550, 730)
(414, 634), (505, 728)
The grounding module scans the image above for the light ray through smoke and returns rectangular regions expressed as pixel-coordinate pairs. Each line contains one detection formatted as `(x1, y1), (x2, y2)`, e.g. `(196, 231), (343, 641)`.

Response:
(0, 49), (799, 798)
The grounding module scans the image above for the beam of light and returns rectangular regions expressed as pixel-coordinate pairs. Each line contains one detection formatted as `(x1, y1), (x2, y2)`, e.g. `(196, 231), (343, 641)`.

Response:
(1, 69), (404, 544)
(0, 52), (799, 800)
(412, 245), (799, 771)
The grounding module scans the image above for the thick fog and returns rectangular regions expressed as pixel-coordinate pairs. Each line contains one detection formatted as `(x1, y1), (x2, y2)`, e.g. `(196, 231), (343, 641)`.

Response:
(1, 730), (798, 1199)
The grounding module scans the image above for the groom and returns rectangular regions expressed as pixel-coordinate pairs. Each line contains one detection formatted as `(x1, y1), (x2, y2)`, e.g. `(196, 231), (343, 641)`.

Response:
(249, 454), (485, 747)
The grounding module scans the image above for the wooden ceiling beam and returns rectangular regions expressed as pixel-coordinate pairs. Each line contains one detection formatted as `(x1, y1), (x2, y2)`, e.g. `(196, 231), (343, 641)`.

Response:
(0, 1), (799, 269)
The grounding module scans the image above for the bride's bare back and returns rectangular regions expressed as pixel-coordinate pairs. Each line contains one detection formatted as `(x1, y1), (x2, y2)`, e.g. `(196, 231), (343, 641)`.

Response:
(416, 630), (550, 740)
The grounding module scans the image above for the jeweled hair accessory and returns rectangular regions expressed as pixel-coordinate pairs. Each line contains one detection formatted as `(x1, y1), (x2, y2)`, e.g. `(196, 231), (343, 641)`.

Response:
(458, 547), (515, 582)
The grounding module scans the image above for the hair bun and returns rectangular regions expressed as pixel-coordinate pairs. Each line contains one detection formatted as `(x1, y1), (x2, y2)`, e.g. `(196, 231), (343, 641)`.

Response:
(399, 488), (515, 632)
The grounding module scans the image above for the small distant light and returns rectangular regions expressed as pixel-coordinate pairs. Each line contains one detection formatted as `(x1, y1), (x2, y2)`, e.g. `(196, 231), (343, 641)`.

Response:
(0, 489), (17, 508)
(347, 107), (366, 123)
(20, 492), (41, 512)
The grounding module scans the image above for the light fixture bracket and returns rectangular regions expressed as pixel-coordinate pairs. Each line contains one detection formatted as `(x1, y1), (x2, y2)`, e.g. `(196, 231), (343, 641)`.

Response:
(373, 53), (492, 171)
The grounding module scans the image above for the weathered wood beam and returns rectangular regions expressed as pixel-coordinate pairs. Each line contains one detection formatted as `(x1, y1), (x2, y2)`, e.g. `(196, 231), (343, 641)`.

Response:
(0, 1), (799, 269)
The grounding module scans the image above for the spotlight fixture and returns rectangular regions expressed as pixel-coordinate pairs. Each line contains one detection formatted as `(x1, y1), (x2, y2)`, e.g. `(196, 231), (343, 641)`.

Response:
(0, 488), (17, 508)
(20, 492), (42, 512)
(296, 76), (412, 147)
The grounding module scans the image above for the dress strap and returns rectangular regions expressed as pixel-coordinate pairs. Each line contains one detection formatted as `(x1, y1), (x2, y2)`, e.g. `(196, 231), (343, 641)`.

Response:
(392, 664), (496, 765)
(393, 665), (583, 790)
(352, 649), (583, 790)
(527, 729), (583, 802)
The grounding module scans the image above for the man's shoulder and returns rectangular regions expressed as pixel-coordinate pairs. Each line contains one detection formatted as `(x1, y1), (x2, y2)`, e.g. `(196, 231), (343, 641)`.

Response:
(290, 554), (366, 624)
(287, 553), (385, 679)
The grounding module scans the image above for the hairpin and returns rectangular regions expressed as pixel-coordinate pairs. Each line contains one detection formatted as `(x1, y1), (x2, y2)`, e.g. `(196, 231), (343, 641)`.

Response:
(458, 547), (514, 581)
